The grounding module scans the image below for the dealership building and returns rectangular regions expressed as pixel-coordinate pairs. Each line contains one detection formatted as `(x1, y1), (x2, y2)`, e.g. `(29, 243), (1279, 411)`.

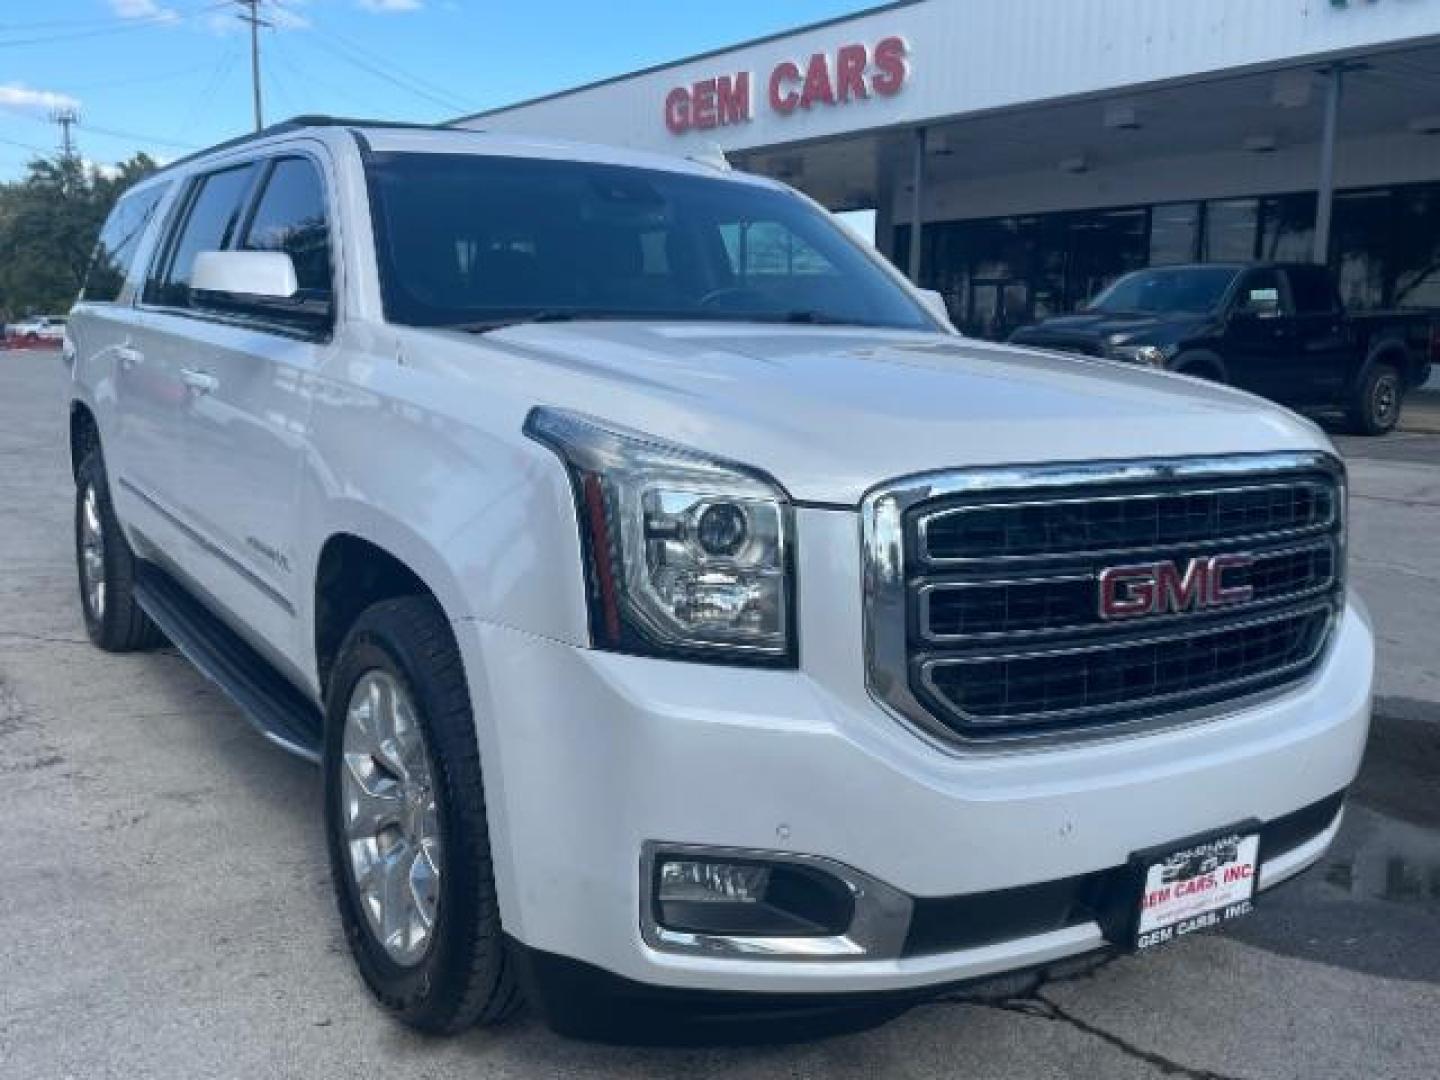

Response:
(456, 0), (1440, 349)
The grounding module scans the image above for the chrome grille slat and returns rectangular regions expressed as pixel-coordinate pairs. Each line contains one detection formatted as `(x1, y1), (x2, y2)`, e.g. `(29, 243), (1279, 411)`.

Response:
(919, 481), (1336, 567)
(916, 537), (1336, 644)
(861, 452), (1346, 749)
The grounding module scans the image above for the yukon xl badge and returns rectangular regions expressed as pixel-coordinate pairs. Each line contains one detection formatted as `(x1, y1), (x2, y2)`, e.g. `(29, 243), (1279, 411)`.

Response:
(1098, 555), (1254, 620)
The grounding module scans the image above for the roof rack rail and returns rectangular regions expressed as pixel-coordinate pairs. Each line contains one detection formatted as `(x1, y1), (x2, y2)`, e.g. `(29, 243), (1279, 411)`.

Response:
(153, 115), (444, 176)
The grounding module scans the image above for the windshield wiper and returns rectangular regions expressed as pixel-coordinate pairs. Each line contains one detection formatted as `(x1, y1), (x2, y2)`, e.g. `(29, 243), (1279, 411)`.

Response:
(776, 310), (867, 326)
(452, 311), (580, 334)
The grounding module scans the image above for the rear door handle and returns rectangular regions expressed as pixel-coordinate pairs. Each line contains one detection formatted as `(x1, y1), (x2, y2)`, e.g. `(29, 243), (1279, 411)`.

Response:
(180, 367), (219, 395)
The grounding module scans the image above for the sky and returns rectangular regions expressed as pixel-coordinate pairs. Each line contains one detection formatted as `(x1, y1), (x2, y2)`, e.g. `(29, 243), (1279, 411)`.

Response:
(0, 0), (873, 181)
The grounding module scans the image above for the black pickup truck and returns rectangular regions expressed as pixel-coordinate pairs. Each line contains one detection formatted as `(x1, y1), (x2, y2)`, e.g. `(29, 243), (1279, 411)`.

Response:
(1009, 262), (1437, 434)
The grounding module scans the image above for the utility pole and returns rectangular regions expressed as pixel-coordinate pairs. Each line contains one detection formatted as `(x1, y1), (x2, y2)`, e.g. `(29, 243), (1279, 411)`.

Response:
(51, 107), (80, 162)
(235, 0), (269, 133)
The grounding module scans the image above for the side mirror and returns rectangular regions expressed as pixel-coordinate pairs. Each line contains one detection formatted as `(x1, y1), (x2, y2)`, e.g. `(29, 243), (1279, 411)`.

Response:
(917, 288), (957, 333)
(191, 251), (298, 299)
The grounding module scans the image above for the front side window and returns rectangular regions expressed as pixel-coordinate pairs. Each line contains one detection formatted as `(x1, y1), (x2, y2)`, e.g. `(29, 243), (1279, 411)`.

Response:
(364, 152), (933, 332)
(84, 183), (169, 303)
(242, 157), (332, 298)
(146, 163), (258, 309)
(1235, 270), (1285, 316)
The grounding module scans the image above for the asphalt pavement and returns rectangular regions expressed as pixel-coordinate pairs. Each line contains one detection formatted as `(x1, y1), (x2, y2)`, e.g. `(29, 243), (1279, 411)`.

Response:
(2, 350), (1437, 1079)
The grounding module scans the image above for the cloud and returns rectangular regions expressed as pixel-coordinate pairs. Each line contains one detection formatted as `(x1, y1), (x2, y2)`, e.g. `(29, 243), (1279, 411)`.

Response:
(108, 0), (181, 21)
(358, 0), (424, 12)
(0, 84), (82, 114)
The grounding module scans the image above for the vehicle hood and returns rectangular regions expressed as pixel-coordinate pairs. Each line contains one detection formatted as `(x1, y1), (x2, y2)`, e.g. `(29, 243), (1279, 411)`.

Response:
(1010, 312), (1210, 349)
(413, 322), (1330, 506)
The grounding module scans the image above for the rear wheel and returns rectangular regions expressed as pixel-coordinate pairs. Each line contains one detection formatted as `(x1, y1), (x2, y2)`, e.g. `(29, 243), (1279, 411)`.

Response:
(1348, 361), (1403, 435)
(74, 450), (165, 652)
(324, 596), (521, 1034)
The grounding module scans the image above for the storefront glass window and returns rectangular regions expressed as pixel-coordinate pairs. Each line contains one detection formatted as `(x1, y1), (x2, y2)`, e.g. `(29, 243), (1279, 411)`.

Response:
(1391, 186), (1440, 310)
(1257, 193), (1317, 262)
(896, 180), (1439, 339)
(1149, 202), (1200, 265)
(1204, 198), (1259, 262)
(1331, 189), (1391, 310)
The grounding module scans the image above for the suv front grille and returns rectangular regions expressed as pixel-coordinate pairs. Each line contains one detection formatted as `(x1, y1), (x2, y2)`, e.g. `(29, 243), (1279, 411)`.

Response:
(862, 454), (1345, 746)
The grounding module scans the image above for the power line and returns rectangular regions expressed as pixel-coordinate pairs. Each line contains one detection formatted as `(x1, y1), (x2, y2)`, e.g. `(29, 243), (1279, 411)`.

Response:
(0, 105), (202, 152)
(0, 132), (51, 156)
(60, 61), (218, 93)
(82, 122), (201, 151)
(0, 1), (231, 49)
(303, 28), (474, 114)
(268, 34), (387, 116)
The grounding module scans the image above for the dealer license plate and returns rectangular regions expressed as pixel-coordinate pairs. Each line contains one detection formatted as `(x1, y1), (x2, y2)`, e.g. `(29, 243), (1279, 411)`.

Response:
(1133, 831), (1260, 951)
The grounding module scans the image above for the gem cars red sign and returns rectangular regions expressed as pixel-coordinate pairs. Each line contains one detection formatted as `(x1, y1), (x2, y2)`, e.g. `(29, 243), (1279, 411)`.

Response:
(664, 37), (910, 135)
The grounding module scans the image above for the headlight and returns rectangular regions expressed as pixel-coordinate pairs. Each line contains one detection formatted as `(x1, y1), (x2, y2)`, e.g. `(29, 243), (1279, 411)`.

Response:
(1109, 344), (1173, 367)
(525, 407), (794, 666)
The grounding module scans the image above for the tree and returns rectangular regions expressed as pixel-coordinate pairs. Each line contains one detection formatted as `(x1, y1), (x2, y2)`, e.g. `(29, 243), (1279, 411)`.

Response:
(0, 152), (159, 321)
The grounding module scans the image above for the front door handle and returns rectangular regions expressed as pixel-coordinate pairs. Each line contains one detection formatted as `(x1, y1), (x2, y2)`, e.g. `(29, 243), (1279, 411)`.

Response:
(116, 344), (141, 371)
(180, 367), (220, 395)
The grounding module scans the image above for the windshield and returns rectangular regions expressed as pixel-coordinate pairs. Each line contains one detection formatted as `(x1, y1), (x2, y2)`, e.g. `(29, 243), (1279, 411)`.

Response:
(1086, 266), (1239, 315)
(364, 152), (933, 331)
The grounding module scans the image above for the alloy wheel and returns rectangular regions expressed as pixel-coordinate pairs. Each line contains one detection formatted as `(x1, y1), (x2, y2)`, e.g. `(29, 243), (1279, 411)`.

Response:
(1373, 373), (1399, 428)
(79, 483), (106, 620)
(340, 670), (443, 967)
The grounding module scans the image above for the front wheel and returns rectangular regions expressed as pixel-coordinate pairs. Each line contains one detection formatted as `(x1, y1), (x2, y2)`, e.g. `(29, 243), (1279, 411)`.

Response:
(74, 450), (165, 651)
(1348, 362), (1403, 435)
(324, 596), (521, 1034)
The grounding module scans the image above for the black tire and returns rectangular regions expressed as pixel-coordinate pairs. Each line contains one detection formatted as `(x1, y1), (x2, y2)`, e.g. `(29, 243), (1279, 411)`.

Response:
(74, 449), (165, 652)
(1348, 361), (1403, 435)
(324, 596), (521, 1034)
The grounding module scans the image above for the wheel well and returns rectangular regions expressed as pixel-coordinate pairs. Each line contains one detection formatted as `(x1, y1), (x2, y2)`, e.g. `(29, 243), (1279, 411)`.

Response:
(69, 402), (99, 482)
(313, 535), (436, 697)
(1366, 343), (1412, 384)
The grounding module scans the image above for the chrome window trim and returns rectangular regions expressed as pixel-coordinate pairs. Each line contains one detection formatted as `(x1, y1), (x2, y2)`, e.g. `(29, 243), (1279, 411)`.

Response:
(915, 536), (1337, 645)
(639, 842), (913, 961)
(861, 451), (1347, 753)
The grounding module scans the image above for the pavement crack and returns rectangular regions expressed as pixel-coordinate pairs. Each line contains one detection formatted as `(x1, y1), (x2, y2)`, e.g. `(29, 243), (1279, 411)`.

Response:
(0, 631), (89, 646)
(931, 956), (1250, 1080)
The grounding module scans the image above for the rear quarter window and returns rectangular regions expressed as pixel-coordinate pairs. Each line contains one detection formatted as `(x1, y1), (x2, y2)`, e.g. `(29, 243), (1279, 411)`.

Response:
(82, 183), (169, 303)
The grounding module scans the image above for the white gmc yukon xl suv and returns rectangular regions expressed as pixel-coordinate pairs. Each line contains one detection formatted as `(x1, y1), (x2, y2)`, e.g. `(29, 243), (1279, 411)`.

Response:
(66, 119), (1372, 1038)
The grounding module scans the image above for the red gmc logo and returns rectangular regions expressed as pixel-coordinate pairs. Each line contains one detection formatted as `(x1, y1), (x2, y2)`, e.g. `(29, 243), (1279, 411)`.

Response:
(1098, 555), (1255, 620)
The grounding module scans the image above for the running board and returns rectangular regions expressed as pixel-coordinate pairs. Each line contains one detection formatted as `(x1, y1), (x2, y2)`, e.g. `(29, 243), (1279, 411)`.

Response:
(135, 564), (323, 764)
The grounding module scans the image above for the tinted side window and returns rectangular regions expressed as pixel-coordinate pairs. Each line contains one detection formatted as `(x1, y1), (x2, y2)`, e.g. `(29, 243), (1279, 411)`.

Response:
(1286, 266), (1338, 315)
(241, 158), (332, 297)
(84, 184), (169, 303)
(147, 164), (257, 308)
(1235, 269), (1285, 316)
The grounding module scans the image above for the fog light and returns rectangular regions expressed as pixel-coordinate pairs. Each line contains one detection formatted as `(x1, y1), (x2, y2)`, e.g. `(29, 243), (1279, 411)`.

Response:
(659, 859), (769, 904)
(652, 854), (854, 938)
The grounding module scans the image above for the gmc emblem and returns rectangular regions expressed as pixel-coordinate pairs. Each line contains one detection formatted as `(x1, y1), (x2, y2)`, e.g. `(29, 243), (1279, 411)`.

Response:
(1098, 555), (1255, 620)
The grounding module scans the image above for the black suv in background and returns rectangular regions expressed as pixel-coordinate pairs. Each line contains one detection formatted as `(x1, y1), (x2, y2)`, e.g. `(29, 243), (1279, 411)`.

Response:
(1009, 263), (1437, 434)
